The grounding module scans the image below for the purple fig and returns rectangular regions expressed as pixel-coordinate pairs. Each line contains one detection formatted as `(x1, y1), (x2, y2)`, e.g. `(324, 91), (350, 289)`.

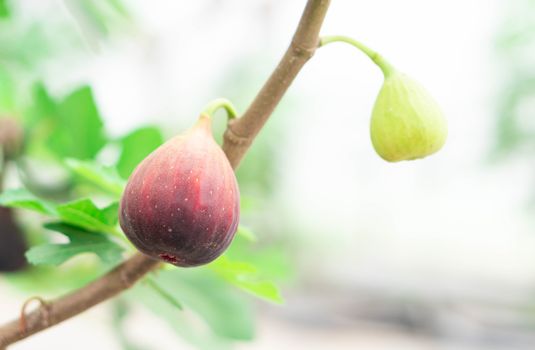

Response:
(119, 115), (240, 267)
(0, 207), (28, 272)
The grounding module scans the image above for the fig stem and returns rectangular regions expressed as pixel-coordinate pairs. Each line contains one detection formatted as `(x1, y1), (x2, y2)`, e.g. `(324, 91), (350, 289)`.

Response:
(319, 35), (395, 77)
(201, 98), (238, 120)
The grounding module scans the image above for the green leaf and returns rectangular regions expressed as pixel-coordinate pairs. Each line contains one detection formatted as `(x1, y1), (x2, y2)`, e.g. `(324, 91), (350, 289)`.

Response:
(107, 0), (130, 18)
(29, 83), (57, 123)
(144, 277), (183, 310)
(239, 195), (259, 213)
(56, 198), (118, 233)
(25, 223), (124, 266)
(101, 202), (120, 226)
(225, 234), (293, 281)
(77, 0), (109, 36)
(0, 188), (57, 215)
(4, 263), (103, 294)
(26, 84), (106, 160)
(236, 225), (257, 242)
(0, 65), (15, 111)
(208, 255), (283, 304)
(116, 126), (164, 179)
(42, 86), (107, 160)
(65, 159), (125, 197)
(111, 300), (151, 350)
(134, 268), (255, 345)
(0, 0), (9, 19)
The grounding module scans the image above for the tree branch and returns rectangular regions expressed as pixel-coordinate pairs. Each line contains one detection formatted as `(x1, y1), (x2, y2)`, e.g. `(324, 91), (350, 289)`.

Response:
(0, 254), (158, 346)
(223, 0), (331, 168)
(0, 0), (331, 347)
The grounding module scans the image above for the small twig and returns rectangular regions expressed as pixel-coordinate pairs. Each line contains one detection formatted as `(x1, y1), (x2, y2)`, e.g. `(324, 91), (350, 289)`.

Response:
(19, 297), (50, 334)
(0, 253), (160, 347)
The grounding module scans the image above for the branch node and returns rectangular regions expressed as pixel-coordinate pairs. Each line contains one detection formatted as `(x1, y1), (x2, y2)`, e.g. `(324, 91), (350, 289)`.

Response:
(224, 121), (253, 147)
(290, 38), (318, 60)
(19, 297), (50, 334)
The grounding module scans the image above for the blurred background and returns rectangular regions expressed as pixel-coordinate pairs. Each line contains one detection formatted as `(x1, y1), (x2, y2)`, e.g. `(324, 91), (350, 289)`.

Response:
(1, 0), (535, 349)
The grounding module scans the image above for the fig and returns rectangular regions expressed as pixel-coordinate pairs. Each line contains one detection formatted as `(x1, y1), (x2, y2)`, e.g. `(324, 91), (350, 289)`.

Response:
(0, 207), (28, 272)
(319, 35), (447, 162)
(119, 114), (239, 267)
(370, 71), (447, 162)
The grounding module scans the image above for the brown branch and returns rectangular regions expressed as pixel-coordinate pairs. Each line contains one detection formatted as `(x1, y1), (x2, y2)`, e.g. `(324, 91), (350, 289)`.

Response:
(0, 0), (331, 347)
(0, 254), (158, 346)
(223, 0), (331, 168)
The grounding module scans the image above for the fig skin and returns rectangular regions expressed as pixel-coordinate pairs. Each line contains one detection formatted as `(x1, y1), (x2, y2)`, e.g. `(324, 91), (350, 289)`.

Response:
(119, 115), (240, 267)
(370, 72), (447, 162)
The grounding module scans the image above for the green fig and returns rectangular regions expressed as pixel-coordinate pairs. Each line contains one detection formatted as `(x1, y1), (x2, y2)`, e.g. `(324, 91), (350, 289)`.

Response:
(370, 71), (447, 162)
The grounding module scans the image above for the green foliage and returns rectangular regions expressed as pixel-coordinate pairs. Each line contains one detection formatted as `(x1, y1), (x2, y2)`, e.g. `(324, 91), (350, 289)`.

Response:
(56, 199), (119, 234)
(26, 223), (124, 266)
(0, 65), (15, 112)
(493, 0), (535, 158)
(493, 78), (535, 155)
(28, 83), (56, 123)
(226, 229), (293, 281)
(0, 188), (57, 215)
(208, 255), (283, 303)
(131, 268), (255, 350)
(144, 277), (183, 310)
(101, 202), (120, 226)
(0, 189), (124, 266)
(66, 159), (125, 197)
(154, 226), (284, 305)
(4, 264), (104, 295)
(116, 127), (164, 178)
(74, 0), (131, 37)
(236, 225), (257, 242)
(26, 84), (107, 161)
(111, 301), (150, 350)
(0, 0), (9, 19)
(49, 86), (107, 159)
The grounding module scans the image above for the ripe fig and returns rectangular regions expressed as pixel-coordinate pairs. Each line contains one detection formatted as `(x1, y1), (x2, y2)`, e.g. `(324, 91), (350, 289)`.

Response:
(0, 207), (28, 272)
(370, 71), (447, 162)
(119, 114), (239, 267)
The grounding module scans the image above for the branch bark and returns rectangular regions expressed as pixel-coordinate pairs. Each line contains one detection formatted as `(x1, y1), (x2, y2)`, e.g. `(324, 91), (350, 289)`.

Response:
(223, 0), (331, 168)
(0, 254), (158, 346)
(0, 0), (331, 347)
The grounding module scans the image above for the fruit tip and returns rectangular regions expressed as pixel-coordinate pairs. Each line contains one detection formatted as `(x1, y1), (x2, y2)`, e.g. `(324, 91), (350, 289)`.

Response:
(194, 114), (213, 131)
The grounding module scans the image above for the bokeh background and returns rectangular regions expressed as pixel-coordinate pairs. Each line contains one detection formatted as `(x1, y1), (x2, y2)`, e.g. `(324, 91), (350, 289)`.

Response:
(1, 0), (535, 349)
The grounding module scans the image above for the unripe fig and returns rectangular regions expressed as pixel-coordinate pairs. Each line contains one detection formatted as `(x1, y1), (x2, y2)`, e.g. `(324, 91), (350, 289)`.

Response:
(370, 72), (447, 162)
(119, 115), (239, 267)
